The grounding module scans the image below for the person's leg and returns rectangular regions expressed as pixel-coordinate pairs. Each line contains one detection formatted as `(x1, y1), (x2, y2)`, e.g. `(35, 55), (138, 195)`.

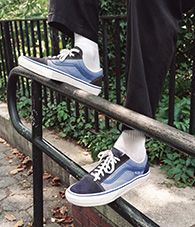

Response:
(125, 0), (182, 119)
(48, 0), (99, 43)
(118, 0), (195, 165)
(48, 0), (101, 72)
(74, 33), (101, 72)
(18, 0), (103, 96)
(115, 0), (186, 166)
(66, 0), (193, 207)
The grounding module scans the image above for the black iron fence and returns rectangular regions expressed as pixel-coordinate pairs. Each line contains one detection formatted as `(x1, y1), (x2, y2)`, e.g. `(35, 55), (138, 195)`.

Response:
(0, 16), (195, 134)
(0, 16), (127, 131)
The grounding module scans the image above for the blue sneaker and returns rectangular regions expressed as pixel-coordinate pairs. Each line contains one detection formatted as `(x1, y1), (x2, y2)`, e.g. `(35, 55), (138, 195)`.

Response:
(18, 47), (103, 95)
(65, 148), (150, 207)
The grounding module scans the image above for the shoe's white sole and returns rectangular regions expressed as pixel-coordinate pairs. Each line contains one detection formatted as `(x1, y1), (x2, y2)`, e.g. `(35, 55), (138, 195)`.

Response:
(65, 171), (150, 207)
(18, 56), (101, 96)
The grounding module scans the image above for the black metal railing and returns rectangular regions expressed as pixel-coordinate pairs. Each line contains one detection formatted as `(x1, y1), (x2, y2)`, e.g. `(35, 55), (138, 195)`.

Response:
(7, 66), (195, 227)
(0, 16), (195, 134)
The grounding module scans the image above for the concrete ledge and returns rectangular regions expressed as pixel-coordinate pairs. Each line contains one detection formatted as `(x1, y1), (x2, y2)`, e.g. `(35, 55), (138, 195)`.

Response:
(0, 103), (32, 157)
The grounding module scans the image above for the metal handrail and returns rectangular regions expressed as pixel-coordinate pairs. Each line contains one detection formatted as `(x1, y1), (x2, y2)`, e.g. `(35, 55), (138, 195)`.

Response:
(8, 67), (195, 157)
(7, 66), (195, 226)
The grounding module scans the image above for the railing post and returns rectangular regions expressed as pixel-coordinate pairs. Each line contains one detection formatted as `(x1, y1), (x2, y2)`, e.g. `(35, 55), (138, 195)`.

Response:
(190, 58), (195, 135)
(2, 21), (14, 74)
(32, 80), (43, 227)
(168, 56), (176, 126)
(50, 27), (60, 56)
(115, 18), (122, 105)
(102, 19), (110, 129)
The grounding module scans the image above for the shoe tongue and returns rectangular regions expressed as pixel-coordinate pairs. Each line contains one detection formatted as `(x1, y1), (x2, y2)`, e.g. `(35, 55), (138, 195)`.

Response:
(111, 147), (124, 158)
(66, 46), (83, 60)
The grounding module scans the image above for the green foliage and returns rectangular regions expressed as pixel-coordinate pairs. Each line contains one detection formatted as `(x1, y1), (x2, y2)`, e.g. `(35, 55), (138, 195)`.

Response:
(156, 95), (191, 132)
(161, 151), (195, 187)
(17, 96), (31, 118)
(175, 12), (194, 98)
(0, 78), (6, 102)
(42, 102), (58, 128)
(100, 0), (127, 15)
(0, 0), (127, 20)
(147, 94), (195, 187)
(147, 139), (195, 187)
(0, 0), (48, 19)
(146, 139), (166, 164)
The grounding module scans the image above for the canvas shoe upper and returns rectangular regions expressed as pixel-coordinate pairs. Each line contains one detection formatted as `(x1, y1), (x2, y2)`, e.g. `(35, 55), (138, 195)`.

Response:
(18, 47), (103, 95)
(65, 148), (150, 207)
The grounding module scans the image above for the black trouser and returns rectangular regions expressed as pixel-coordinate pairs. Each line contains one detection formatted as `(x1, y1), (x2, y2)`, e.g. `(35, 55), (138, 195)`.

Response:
(48, 0), (194, 118)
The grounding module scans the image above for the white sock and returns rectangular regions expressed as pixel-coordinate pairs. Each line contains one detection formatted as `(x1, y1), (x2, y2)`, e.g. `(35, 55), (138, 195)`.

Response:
(74, 33), (101, 72)
(114, 130), (146, 163)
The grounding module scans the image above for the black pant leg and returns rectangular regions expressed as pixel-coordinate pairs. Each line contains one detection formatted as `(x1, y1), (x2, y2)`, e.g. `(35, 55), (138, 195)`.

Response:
(124, 0), (184, 119)
(48, 0), (99, 43)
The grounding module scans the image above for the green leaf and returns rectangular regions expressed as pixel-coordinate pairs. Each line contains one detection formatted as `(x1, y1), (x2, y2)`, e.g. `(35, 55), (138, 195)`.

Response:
(186, 168), (195, 178)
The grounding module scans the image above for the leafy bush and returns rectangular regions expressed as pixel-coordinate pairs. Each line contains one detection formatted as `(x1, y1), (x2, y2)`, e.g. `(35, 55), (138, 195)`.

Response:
(175, 15), (194, 101)
(0, 0), (48, 19)
(147, 94), (195, 187)
(17, 96), (31, 118)
(161, 151), (195, 187)
(100, 0), (127, 15)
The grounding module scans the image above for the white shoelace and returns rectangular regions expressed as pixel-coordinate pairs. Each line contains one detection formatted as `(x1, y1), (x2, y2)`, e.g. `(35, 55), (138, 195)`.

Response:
(91, 150), (120, 182)
(51, 48), (80, 62)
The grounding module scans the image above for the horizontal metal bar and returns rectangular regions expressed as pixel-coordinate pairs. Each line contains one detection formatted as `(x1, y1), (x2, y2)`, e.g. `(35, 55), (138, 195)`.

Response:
(32, 80), (44, 227)
(11, 66), (195, 157)
(7, 66), (160, 227)
(0, 18), (47, 22)
(0, 15), (126, 23)
(100, 15), (127, 20)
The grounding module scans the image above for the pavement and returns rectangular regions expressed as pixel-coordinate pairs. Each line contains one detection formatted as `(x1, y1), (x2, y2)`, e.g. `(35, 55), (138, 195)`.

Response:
(0, 138), (73, 227)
